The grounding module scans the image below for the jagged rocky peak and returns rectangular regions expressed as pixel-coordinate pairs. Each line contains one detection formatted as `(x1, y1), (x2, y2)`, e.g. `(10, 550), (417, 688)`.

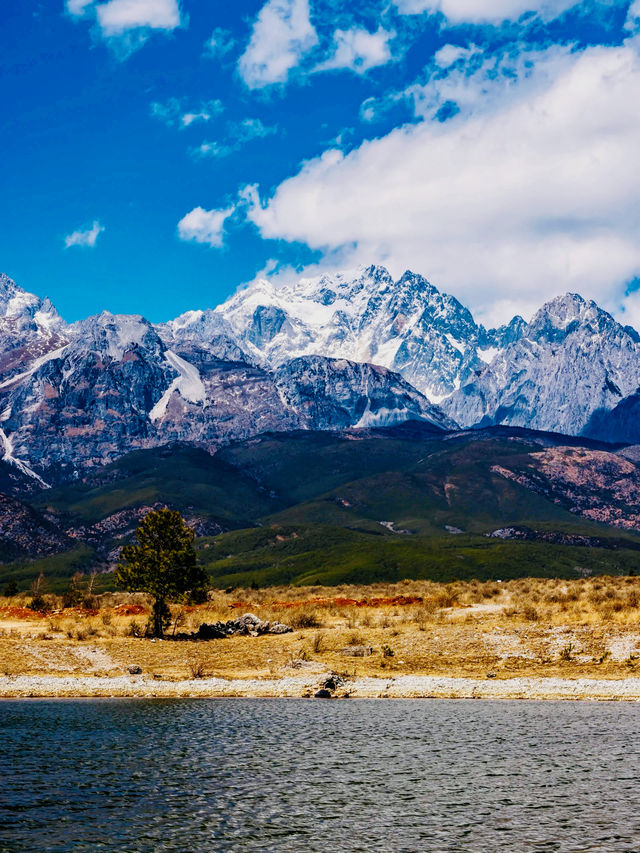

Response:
(214, 264), (522, 403)
(481, 315), (526, 350)
(527, 292), (615, 342)
(275, 355), (457, 432)
(0, 273), (39, 317)
(156, 308), (251, 364)
(71, 311), (164, 361)
(0, 272), (65, 331)
(443, 291), (640, 436)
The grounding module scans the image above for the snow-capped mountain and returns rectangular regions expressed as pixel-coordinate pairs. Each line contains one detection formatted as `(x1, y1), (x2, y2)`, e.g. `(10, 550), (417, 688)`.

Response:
(0, 273), (68, 387)
(445, 294), (640, 434)
(0, 274), (452, 483)
(212, 265), (525, 403)
(214, 267), (640, 437)
(3, 264), (640, 486)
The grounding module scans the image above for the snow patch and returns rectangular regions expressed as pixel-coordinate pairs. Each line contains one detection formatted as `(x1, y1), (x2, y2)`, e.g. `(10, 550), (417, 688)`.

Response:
(0, 345), (68, 391)
(149, 350), (206, 422)
(445, 333), (464, 354)
(4, 291), (39, 317)
(0, 428), (49, 487)
(478, 346), (499, 364)
(355, 403), (411, 429)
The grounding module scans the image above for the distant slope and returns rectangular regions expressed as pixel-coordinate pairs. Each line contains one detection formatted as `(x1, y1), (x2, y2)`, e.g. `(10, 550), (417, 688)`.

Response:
(2, 426), (639, 591)
(34, 444), (279, 528)
(196, 525), (640, 588)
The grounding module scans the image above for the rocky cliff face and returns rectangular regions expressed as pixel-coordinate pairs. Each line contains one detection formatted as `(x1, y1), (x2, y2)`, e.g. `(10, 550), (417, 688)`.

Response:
(4, 264), (640, 487)
(445, 294), (640, 434)
(214, 265), (525, 403)
(0, 493), (70, 559)
(0, 273), (68, 387)
(0, 274), (452, 483)
(214, 267), (640, 438)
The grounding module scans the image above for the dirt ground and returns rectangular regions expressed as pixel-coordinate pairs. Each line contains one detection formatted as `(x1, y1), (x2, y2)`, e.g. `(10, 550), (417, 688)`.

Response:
(2, 577), (640, 697)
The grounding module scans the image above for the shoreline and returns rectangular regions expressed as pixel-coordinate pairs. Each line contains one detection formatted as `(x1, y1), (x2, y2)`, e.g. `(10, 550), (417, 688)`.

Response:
(3, 674), (640, 700)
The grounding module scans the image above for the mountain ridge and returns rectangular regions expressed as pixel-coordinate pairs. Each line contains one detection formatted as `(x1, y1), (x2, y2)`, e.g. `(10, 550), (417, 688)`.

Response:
(2, 267), (640, 484)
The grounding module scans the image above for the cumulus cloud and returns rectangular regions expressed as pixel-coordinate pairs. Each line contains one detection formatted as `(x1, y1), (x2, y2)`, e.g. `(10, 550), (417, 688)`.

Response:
(150, 98), (223, 129)
(433, 43), (476, 68)
(393, 0), (578, 23)
(407, 43), (572, 122)
(238, 0), (318, 88)
(315, 27), (396, 75)
(64, 221), (105, 249)
(627, 0), (640, 31)
(246, 43), (640, 324)
(66, 0), (183, 55)
(177, 206), (234, 247)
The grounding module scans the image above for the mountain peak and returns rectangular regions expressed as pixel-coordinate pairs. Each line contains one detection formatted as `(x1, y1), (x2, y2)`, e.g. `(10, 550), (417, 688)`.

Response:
(528, 292), (618, 342)
(0, 273), (41, 319)
(72, 311), (162, 361)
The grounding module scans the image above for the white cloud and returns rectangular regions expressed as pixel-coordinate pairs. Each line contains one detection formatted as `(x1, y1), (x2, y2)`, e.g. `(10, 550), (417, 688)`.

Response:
(407, 43), (572, 121)
(204, 27), (235, 58)
(627, 0), (640, 32)
(64, 221), (105, 249)
(191, 141), (235, 159)
(433, 43), (475, 67)
(181, 111), (212, 128)
(95, 0), (181, 35)
(150, 98), (223, 129)
(238, 0), (318, 88)
(393, 0), (578, 23)
(191, 118), (277, 159)
(247, 43), (640, 324)
(315, 27), (396, 75)
(233, 118), (277, 142)
(66, 0), (183, 55)
(66, 0), (94, 16)
(177, 206), (234, 247)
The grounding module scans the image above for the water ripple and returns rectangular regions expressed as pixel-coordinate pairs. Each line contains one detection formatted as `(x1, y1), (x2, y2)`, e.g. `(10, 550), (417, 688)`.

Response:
(1, 699), (639, 852)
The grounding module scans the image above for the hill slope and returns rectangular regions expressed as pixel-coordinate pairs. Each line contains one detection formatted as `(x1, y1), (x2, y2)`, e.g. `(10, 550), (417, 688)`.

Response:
(3, 426), (639, 590)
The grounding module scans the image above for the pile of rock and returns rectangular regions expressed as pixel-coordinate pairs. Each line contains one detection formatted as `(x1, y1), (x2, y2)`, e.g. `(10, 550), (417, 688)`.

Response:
(314, 672), (347, 699)
(197, 612), (292, 640)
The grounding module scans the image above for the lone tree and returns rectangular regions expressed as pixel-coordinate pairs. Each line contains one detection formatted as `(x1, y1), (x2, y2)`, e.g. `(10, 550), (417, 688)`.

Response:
(117, 508), (208, 637)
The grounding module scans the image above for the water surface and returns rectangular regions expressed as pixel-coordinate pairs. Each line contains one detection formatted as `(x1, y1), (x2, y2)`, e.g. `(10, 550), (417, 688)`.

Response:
(1, 698), (639, 852)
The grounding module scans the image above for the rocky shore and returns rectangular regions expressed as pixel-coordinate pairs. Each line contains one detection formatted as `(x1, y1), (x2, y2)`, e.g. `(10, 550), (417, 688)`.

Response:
(3, 673), (640, 701)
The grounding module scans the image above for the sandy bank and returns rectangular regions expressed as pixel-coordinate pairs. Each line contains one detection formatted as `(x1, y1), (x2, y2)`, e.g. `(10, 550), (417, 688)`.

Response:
(3, 673), (640, 700)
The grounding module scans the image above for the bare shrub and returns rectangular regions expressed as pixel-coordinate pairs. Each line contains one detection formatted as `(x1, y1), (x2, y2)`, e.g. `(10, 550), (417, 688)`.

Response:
(289, 609), (322, 629)
(189, 658), (209, 679)
(434, 587), (459, 609)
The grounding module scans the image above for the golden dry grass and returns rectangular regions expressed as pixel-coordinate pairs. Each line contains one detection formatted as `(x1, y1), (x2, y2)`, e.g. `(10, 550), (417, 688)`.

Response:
(1, 576), (640, 683)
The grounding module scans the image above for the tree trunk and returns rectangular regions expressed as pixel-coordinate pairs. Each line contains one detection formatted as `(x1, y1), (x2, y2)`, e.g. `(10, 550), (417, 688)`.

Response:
(152, 598), (165, 638)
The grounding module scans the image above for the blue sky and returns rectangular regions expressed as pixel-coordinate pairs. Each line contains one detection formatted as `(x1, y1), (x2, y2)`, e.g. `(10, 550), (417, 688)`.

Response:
(1, 0), (640, 325)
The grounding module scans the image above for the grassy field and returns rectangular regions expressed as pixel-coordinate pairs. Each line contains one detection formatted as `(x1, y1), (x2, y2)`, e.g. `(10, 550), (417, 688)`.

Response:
(2, 576), (640, 686)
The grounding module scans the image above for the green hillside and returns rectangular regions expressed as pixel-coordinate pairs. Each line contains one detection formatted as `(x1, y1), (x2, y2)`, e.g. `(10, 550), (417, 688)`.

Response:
(196, 524), (640, 588)
(4, 427), (640, 590)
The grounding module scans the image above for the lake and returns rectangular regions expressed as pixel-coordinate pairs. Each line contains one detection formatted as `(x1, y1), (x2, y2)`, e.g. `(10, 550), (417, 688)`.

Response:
(1, 698), (639, 852)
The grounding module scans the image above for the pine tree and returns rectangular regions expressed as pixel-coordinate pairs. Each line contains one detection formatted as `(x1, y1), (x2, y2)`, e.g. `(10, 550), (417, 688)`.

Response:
(117, 508), (207, 637)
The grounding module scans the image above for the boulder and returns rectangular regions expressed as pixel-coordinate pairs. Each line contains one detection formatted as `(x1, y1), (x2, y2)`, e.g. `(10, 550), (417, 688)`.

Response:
(127, 664), (142, 675)
(323, 673), (345, 691)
